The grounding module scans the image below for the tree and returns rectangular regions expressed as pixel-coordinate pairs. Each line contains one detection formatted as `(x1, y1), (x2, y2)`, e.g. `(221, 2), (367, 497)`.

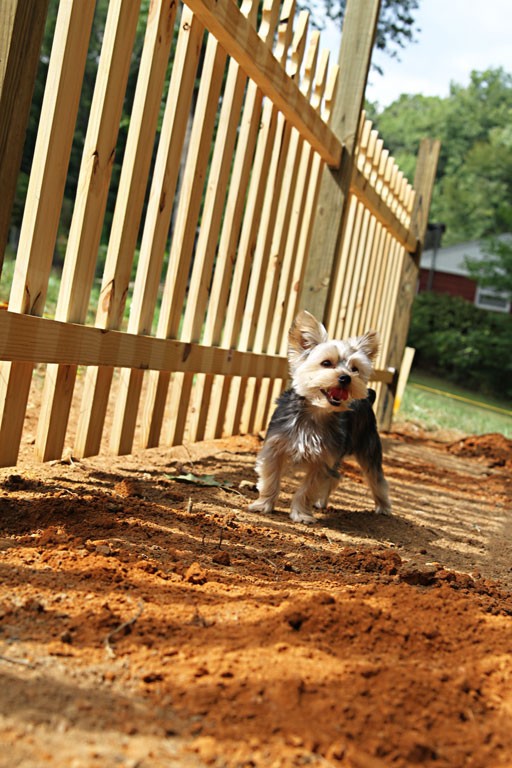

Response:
(407, 292), (512, 399)
(370, 67), (512, 245)
(465, 236), (512, 300)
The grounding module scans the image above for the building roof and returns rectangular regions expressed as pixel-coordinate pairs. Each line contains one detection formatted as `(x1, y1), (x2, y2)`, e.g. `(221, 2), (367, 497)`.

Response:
(420, 234), (512, 277)
(421, 241), (481, 277)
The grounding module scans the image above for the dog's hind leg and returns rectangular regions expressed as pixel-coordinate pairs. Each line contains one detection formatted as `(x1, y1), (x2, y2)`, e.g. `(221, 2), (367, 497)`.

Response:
(356, 451), (391, 515)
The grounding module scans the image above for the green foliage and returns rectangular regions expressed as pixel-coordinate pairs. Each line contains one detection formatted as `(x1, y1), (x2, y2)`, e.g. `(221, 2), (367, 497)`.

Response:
(407, 293), (512, 399)
(10, 0), (157, 266)
(370, 67), (512, 245)
(465, 236), (512, 298)
(312, 0), (419, 64)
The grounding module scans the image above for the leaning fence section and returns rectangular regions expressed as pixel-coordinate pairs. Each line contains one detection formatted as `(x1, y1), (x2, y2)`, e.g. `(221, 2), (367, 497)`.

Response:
(325, 113), (416, 421)
(0, 0), (437, 468)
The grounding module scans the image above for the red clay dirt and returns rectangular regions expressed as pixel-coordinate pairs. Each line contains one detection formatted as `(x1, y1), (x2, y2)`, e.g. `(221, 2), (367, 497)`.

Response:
(0, 396), (511, 767)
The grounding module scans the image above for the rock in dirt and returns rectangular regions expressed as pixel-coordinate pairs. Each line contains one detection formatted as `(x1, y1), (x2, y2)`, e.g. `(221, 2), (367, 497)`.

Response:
(113, 478), (145, 497)
(212, 550), (231, 566)
(399, 564), (438, 586)
(184, 562), (208, 584)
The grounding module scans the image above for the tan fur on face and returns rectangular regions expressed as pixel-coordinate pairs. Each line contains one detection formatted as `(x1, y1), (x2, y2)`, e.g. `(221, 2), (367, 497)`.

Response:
(288, 311), (379, 411)
(288, 310), (329, 370)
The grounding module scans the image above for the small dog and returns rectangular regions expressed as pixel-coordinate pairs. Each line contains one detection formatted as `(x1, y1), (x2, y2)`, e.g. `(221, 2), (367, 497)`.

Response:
(249, 310), (391, 523)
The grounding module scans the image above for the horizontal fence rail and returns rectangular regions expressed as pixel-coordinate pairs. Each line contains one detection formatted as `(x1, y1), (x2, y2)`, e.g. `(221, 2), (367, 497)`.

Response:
(0, 0), (438, 467)
(0, 310), (396, 384)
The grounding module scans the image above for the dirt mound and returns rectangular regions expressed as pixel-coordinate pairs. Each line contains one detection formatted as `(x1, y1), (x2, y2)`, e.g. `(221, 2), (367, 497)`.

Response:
(1, 430), (511, 767)
(448, 433), (512, 469)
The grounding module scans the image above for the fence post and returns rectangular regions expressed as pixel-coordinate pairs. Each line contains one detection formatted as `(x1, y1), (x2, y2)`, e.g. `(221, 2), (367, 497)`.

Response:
(0, 0), (49, 272)
(301, 0), (380, 327)
(378, 137), (441, 429)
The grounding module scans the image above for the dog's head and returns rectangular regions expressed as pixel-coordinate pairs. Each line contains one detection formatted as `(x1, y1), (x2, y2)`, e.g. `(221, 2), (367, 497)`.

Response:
(288, 310), (379, 411)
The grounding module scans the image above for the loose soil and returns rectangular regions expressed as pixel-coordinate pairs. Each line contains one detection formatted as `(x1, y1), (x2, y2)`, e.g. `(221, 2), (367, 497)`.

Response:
(1, 401), (511, 767)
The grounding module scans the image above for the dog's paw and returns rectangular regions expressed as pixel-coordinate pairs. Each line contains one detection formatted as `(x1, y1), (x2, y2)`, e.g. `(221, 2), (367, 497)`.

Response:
(375, 504), (392, 516)
(248, 498), (274, 515)
(313, 499), (327, 510)
(290, 508), (316, 524)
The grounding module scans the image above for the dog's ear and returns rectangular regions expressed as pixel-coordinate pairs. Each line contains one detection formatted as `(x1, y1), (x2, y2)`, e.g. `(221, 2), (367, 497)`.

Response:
(353, 330), (380, 361)
(288, 310), (328, 366)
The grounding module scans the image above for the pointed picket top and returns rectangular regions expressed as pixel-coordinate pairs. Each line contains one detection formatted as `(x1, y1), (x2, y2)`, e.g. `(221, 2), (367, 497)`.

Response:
(288, 10), (309, 81)
(356, 116), (372, 173)
(375, 146), (390, 197)
(310, 48), (329, 111)
(274, 0), (296, 64)
(240, 0), (258, 24)
(381, 154), (395, 209)
(359, 120), (372, 164)
(301, 31), (320, 103)
(322, 62), (339, 124)
(259, 0), (281, 44)
(370, 137), (384, 187)
(391, 169), (404, 217)
(364, 129), (379, 179)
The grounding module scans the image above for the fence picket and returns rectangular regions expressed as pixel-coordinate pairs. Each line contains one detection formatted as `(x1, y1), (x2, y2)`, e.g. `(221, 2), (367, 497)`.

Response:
(249, 41), (332, 434)
(186, 0), (281, 444)
(140, 22), (229, 449)
(341, 133), (384, 338)
(35, 0), (142, 462)
(323, 114), (366, 337)
(0, 0), (95, 467)
(205, 0), (297, 439)
(0, 0), (49, 270)
(74, 0), (178, 458)
(277, 56), (332, 347)
(240, 14), (317, 434)
(109, 7), (204, 456)
(266, 61), (340, 414)
(162, 0), (259, 448)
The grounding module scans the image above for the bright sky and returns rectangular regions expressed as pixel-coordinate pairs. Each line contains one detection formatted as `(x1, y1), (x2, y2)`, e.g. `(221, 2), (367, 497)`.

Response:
(324, 0), (512, 108)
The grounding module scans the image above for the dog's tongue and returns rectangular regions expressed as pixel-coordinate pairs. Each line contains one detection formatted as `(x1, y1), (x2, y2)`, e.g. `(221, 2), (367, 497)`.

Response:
(329, 387), (349, 402)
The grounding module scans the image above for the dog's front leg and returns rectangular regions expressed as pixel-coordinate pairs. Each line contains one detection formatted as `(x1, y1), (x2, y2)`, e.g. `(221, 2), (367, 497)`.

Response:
(290, 466), (322, 524)
(313, 465), (341, 510)
(248, 438), (287, 515)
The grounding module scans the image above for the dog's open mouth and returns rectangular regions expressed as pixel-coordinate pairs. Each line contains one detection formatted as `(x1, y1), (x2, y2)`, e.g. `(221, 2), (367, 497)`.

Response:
(322, 387), (350, 406)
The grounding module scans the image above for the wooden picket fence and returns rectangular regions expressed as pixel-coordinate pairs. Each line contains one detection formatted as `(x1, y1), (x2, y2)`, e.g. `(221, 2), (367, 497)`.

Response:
(0, 0), (439, 468)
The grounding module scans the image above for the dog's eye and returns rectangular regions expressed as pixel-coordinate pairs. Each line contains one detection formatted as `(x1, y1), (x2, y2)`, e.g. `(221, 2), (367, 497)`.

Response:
(351, 365), (359, 374)
(321, 360), (333, 368)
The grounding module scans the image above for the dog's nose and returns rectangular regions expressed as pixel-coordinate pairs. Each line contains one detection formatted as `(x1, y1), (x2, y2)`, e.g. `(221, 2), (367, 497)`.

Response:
(338, 374), (351, 387)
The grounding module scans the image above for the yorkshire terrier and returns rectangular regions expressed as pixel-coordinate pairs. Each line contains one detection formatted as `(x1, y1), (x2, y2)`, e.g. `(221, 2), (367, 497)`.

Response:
(249, 310), (391, 524)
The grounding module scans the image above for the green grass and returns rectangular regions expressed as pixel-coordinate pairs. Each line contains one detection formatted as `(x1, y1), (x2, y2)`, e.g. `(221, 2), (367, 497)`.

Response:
(398, 371), (512, 438)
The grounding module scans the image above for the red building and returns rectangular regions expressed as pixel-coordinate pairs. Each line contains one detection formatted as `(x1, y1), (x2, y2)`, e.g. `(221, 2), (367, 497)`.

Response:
(418, 238), (511, 313)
